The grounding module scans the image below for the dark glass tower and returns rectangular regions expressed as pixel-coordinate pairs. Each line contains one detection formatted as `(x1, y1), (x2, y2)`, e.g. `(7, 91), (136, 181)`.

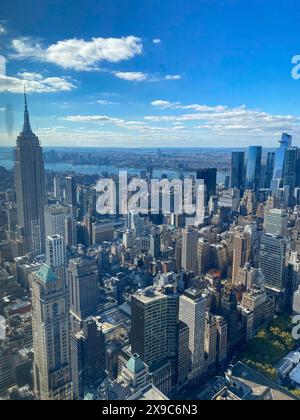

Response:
(196, 168), (217, 205)
(283, 147), (298, 203)
(264, 152), (275, 188)
(246, 146), (262, 191)
(15, 92), (45, 255)
(230, 152), (245, 191)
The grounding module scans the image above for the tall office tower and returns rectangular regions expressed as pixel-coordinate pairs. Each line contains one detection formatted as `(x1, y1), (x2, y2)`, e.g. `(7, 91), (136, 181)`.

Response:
(30, 264), (72, 400)
(197, 238), (210, 275)
(78, 185), (95, 219)
(131, 287), (179, 381)
(45, 205), (66, 239)
(215, 316), (228, 364)
(264, 152), (275, 188)
(259, 234), (290, 296)
(181, 227), (199, 273)
(221, 285), (239, 349)
(149, 232), (161, 259)
(70, 318), (106, 400)
(15, 92), (45, 255)
(231, 152), (245, 191)
(264, 208), (288, 237)
(65, 215), (77, 247)
(65, 176), (77, 208)
(53, 175), (62, 200)
(68, 258), (98, 322)
(274, 133), (292, 180)
(204, 313), (217, 368)
(283, 147), (298, 202)
(196, 168), (217, 205)
(179, 289), (206, 381)
(0, 347), (14, 393)
(232, 231), (251, 282)
(176, 321), (190, 389)
(46, 235), (66, 269)
(246, 146), (262, 191)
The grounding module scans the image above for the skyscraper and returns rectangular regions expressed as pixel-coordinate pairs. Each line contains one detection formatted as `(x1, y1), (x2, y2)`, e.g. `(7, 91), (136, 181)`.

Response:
(179, 289), (206, 381)
(283, 147), (299, 202)
(30, 264), (72, 400)
(15, 92), (45, 255)
(70, 318), (106, 400)
(264, 209), (288, 237)
(131, 287), (179, 375)
(65, 176), (77, 209)
(231, 152), (245, 191)
(246, 146), (262, 191)
(274, 133), (292, 180)
(45, 205), (66, 239)
(264, 152), (275, 189)
(68, 258), (98, 322)
(149, 232), (161, 259)
(196, 168), (217, 205)
(46, 235), (66, 269)
(259, 234), (290, 293)
(181, 227), (199, 273)
(53, 175), (62, 200)
(232, 231), (251, 282)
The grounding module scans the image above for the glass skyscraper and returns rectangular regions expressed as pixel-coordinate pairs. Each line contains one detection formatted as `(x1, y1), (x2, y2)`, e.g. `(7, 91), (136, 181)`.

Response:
(273, 133), (292, 180)
(231, 152), (245, 191)
(246, 146), (262, 191)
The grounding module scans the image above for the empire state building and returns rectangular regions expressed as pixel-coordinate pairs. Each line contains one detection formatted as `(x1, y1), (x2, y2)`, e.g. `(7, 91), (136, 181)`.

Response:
(15, 93), (46, 256)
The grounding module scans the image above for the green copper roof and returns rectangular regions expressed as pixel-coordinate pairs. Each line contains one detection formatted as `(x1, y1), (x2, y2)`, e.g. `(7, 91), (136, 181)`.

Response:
(126, 354), (145, 374)
(37, 264), (57, 283)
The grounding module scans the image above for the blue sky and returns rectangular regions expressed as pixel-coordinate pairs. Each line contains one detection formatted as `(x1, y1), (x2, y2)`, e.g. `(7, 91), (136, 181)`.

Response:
(1, 0), (300, 148)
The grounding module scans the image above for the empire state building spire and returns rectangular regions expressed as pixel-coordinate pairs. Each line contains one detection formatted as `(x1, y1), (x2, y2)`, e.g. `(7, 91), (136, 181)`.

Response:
(22, 87), (32, 134)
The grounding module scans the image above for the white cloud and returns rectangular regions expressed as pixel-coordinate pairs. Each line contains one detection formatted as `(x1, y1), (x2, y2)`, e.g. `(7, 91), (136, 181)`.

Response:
(11, 36), (143, 71)
(97, 100), (119, 105)
(147, 100), (300, 137)
(0, 72), (76, 93)
(0, 24), (6, 34)
(153, 39), (161, 45)
(63, 115), (124, 124)
(113, 71), (149, 82)
(151, 100), (179, 108)
(165, 74), (182, 80)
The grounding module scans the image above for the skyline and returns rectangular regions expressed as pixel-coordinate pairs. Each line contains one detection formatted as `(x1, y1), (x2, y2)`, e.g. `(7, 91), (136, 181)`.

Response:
(1, 0), (300, 148)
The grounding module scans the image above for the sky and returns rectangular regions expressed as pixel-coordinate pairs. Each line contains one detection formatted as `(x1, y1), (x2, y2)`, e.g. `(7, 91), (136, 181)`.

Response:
(1, 0), (300, 148)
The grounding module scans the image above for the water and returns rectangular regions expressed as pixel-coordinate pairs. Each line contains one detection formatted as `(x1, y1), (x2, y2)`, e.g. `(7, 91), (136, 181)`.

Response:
(0, 147), (228, 182)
